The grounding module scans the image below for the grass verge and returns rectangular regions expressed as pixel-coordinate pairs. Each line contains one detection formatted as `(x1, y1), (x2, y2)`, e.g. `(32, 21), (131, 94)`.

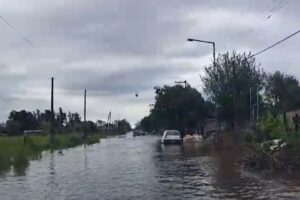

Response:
(0, 133), (103, 175)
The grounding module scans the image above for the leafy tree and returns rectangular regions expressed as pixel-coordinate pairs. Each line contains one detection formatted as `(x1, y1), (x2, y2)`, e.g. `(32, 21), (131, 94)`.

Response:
(85, 121), (97, 133)
(139, 116), (153, 132)
(67, 112), (81, 126)
(40, 110), (53, 123)
(6, 120), (22, 135)
(115, 119), (131, 134)
(3, 108), (131, 135)
(265, 71), (300, 129)
(140, 84), (208, 133)
(6, 110), (38, 134)
(202, 51), (265, 131)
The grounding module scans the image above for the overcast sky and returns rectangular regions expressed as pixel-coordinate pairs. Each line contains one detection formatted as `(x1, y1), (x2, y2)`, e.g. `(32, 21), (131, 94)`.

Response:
(0, 0), (299, 125)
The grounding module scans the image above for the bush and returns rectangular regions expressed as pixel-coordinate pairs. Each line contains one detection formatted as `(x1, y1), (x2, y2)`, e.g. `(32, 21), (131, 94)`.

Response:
(86, 134), (101, 144)
(0, 133), (103, 174)
(68, 134), (82, 147)
(242, 130), (256, 143)
(257, 112), (285, 140)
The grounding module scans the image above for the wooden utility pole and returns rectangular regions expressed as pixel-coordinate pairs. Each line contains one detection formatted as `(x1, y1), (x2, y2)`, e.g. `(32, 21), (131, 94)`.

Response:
(249, 87), (252, 125)
(256, 85), (259, 123)
(84, 89), (87, 138)
(50, 77), (54, 142)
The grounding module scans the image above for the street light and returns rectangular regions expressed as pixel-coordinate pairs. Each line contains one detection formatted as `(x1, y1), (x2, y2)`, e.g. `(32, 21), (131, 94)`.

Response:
(187, 38), (216, 67)
(187, 38), (220, 137)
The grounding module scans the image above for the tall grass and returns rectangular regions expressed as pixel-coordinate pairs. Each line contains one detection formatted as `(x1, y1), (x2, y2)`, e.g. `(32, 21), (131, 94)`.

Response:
(0, 133), (103, 175)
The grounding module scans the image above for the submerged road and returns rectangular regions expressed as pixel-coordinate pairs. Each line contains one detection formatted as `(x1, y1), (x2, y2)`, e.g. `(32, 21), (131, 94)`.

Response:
(1, 132), (300, 199)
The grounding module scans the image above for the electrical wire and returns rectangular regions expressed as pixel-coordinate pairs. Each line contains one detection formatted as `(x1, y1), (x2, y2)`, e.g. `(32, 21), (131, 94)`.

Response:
(239, 0), (290, 36)
(251, 30), (300, 57)
(0, 15), (44, 56)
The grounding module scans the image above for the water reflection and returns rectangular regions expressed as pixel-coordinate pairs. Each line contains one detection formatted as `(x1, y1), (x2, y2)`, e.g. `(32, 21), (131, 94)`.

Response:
(45, 152), (59, 200)
(211, 150), (262, 199)
(12, 153), (29, 176)
(153, 142), (215, 199)
(0, 136), (300, 199)
(84, 144), (88, 170)
(0, 152), (31, 176)
(0, 156), (11, 175)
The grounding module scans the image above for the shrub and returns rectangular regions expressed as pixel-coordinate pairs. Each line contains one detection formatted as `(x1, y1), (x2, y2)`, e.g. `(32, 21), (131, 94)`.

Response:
(257, 112), (285, 140)
(242, 130), (256, 143)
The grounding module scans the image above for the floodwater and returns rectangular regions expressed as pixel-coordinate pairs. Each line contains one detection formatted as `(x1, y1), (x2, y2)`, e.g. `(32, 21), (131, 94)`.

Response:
(1, 133), (300, 200)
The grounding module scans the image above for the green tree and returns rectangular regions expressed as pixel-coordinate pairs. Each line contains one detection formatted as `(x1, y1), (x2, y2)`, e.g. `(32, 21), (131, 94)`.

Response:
(202, 51), (265, 131)
(85, 121), (97, 133)
(40, 110), (53, 123)
(6, 110), (38, 134)
(56, 107), (67, 133)
(65, 112), (82, 132)
(140, 84), (208, 133)
(67, 112), (81, 126)
(115, 119), (131, 134)
(265, 71), (300, 130)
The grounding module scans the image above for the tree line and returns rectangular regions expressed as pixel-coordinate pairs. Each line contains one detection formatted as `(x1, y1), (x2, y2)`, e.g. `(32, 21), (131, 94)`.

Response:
(139, 51), (300, 134)
(0, 108), (131, 135)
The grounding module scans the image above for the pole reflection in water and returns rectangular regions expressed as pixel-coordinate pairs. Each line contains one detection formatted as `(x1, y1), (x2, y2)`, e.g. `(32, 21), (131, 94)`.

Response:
(0, 135), (300, 199)
(45, 151), (58, 200)
(84, 144), (88, 171)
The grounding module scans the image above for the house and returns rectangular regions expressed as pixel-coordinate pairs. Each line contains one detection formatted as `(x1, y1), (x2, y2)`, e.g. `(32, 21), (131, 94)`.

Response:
(201, 119), (225, 138)
(286, 109), (300, 121)
(96, 120), (106, 128)
(286, 109), (300, 131)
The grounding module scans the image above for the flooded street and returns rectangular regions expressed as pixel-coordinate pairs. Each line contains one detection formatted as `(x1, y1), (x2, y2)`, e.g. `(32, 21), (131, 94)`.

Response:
(1, 133), (300, 199)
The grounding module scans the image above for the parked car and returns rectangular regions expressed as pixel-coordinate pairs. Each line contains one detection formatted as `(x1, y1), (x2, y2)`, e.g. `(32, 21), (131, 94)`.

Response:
(161, 130), (182, 144)
(133, 130), (145, 137)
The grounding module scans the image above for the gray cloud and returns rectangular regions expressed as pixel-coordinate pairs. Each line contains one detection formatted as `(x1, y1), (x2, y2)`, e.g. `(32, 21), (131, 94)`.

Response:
(0, 0), (299, 124)
(58, 63), (197, 95)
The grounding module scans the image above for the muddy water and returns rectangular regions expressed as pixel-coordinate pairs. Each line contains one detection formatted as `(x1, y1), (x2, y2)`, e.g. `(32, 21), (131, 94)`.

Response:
(0, 133), (300, 199)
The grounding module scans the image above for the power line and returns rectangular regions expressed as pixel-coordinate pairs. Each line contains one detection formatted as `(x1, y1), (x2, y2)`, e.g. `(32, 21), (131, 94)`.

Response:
(0, 15), (43, 55)
(228, 0), (289, 51)
(249, 0), (289, 32)
(251, 30), (300, 57)
(237, 0), (276, 36)
(238, 0), (290, 36)
(243, 0), (279, 33)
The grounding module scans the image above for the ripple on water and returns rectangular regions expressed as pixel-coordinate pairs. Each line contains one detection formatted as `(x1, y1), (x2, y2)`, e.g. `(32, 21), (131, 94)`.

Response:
(1, 136), (300, 199)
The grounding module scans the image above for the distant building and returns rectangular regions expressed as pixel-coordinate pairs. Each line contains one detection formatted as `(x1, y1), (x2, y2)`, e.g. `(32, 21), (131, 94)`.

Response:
(286, 109), (300, 121)
(96, 120), (106, 128)
(23, 130), (44, 135)
(201, 119), (226, 138)
(286, 109), (300, 131)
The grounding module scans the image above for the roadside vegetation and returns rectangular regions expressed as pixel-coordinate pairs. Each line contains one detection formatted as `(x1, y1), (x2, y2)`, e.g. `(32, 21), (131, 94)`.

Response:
(0, 134), (103, 175)
(0, 108), (131, 136)
(0, 107), (131, 174)
(242, 114), (300, 172)
(139, 51), (300, 173)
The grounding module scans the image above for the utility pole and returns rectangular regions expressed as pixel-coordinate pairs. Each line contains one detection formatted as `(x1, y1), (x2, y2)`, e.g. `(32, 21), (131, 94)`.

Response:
(84, 89), (87, 138)
(212, 42), (216, 68)
(187, 37), (220, 137)
(256, 85), (259, 123)
(249, 87), (252, 125)
(50, 77), (54, 142)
